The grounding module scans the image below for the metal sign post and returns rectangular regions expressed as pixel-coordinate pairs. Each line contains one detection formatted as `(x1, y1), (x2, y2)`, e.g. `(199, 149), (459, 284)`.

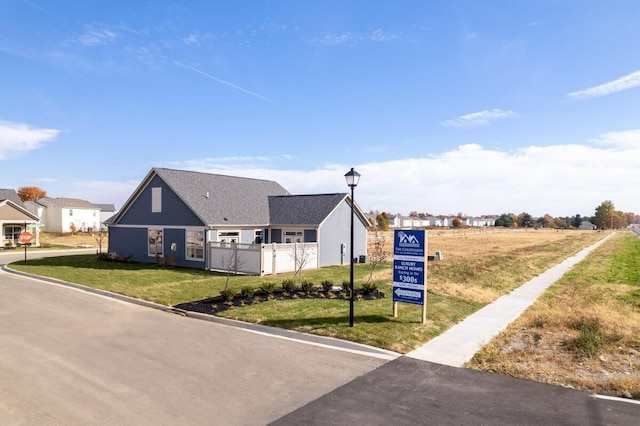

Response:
(19, 228), (34, 262)
(392, 229), (427, 323)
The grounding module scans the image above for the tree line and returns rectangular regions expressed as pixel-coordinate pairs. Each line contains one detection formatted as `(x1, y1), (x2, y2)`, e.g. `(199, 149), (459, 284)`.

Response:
(370, 200), (638, 231)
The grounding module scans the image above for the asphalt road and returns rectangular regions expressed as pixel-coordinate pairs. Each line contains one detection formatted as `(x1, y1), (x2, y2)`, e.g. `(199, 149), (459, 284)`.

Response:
(1, 253), (638, 425)
(0, 268), (390, 424)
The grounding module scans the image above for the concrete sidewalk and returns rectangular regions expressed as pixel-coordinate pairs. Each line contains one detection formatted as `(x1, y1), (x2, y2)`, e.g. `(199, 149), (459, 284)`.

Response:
(407, 233), (613, 367)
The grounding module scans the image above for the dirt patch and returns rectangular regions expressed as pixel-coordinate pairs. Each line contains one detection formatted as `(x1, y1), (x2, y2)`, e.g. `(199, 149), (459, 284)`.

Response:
(40, 232), (107, 249)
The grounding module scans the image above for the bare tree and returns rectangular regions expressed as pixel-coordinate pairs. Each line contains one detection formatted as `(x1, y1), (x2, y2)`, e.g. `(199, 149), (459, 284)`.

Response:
(222, 243), (247, 291)
(366, 228), (387, 284)
(290, 243), (316, 282)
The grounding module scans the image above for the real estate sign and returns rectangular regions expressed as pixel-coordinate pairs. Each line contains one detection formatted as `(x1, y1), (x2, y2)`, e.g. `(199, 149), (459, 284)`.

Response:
(392, 229), (427, 322)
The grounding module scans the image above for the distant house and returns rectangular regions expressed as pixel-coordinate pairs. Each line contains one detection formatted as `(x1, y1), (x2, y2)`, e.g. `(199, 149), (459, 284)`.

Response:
(578, 221), (597, 230)
(107, 168), (369, 274)
(34, 198), (101, 233)
(94, 204), (118, 229)
(0, 189), (40, 247)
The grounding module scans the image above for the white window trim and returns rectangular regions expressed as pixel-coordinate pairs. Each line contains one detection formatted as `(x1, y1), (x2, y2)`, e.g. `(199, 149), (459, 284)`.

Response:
(185, 229), (205, 262)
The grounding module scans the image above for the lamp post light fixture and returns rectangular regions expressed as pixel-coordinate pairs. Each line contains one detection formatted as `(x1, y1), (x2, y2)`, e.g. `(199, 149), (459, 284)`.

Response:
(344, 167), (360, 327)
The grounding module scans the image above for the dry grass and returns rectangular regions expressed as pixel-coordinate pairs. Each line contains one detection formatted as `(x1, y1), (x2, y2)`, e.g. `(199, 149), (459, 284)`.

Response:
(370, 228), (603, 303)
(39, 231), (108, 249)
(467, 231), (640, 398)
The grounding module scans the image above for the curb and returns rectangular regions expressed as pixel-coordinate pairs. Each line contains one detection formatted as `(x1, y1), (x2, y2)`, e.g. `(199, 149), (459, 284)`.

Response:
(1, 265), (399, 361)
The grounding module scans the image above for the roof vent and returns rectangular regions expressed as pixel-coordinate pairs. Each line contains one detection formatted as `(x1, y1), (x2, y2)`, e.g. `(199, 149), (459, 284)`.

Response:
(205, 192), (210, 199)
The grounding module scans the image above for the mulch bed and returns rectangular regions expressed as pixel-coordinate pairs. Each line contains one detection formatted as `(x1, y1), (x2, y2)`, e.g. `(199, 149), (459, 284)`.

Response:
(174, 288), (386, 315)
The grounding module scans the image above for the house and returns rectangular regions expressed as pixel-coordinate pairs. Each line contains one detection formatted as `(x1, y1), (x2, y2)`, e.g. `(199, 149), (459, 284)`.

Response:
(93, 204), (118, 229)
(0, 189), (40, 247)
(578, 221), (597, 230)
(32, 197), (101, 233)
(107, 168), (369, 274)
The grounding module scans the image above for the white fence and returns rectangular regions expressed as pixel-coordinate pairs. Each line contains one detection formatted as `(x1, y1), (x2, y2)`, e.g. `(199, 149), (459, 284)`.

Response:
(208, 242), (318, 276)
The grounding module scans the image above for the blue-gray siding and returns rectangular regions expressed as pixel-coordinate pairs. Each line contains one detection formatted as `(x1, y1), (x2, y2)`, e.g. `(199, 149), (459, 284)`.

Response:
(109, 226), (206, 268)
(117, 175), (204, 227)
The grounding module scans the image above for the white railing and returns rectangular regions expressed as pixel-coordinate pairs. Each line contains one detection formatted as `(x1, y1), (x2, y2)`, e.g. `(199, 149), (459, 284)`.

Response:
(208, 242), (318, 276)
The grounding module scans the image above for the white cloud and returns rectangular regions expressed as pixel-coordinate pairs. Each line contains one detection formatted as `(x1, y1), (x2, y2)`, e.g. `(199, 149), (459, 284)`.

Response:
(0, 121), (60, 160)
(567, 70), (640, 99)
(157, 130), (640, 218)
(314, 29), (401, 46)
(440, 109), (516, 127)
(77, 25), (119, 47)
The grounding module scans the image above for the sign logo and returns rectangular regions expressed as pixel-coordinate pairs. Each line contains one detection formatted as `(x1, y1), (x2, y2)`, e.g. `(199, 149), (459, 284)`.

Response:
(397, 231), (420, 246)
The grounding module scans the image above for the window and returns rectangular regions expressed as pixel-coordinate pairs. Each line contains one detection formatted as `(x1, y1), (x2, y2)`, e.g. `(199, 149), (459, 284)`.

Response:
(218, 231), (239, 247)
(186, 230), (204, 260)
(152, 187), (162, 212)
(254, 230), (264, 244)
(69, 209), (73, 216)
(4, 226), (21, 241)
(283, 230), (303, 243)
(148, 228), (163, 256)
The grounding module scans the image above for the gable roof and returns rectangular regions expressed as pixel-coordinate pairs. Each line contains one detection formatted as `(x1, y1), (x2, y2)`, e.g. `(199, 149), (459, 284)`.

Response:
(269, 193), (347, 225)
(0, 189), (39, 221)
(0, 189), (25, 207)
(94, 203), (116, 211)
(113, 168), (291, 226)
(39, 197), (98, 209)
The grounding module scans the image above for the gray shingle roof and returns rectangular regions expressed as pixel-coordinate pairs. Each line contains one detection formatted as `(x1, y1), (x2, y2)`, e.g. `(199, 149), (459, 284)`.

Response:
(268, 193), (347, 225)
(94, 203), (116, 211)
(153, 168), (291, 225)
(0, 189), (25, 207)
(40, 197), (98, 209)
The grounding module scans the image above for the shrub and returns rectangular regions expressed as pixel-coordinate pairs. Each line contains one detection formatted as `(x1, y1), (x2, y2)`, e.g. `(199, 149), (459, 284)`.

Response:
(240, 286), (254, 298)
(321, 280), (334, 292)
(300, 280), (314, 294)
(281, 279), (296, 293)
(360, 281), (378, 296)
(260, 282), (276, 294)
(565, 317), (621, 358)
(220, 288), (236, 302)
(341, 280), (351, 295)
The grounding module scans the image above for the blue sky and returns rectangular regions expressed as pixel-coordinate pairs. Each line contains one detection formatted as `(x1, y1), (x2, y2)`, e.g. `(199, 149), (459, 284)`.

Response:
(2, 1), (639, 218)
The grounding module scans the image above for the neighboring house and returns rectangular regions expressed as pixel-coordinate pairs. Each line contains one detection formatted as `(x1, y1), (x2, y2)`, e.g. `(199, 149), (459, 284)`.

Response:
(35, 197), (101, 233)
(107, 168), (369, 274)
(578, 221), (597, 230)
(0, 189), (40, 247)
(94, 204), (118, 229)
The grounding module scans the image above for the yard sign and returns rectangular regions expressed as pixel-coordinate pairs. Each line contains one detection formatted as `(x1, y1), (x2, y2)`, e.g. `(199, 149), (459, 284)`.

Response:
(392, 229), (427, 323)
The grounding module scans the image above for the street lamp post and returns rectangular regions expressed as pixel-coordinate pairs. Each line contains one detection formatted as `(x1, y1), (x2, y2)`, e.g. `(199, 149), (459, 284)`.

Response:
(344, 167), (361, 327)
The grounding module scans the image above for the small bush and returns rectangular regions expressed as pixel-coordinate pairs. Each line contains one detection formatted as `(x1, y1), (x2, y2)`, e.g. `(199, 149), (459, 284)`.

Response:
(360, 282), (378, 296)
(281, 279), (296, 293)
(321, 280), (334, 292)
(260, 282), (276, 294)
(240, 286), (254, 298)
(300, 280), (314, 294)
(565, 317), (621, 358)
(220, 288), (236, 302)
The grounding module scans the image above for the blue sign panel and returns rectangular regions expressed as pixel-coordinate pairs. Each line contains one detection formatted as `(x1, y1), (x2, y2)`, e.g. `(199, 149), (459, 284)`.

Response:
(393, 229), (426, 306)
(393, 230), (425, 258)
(393, 286), (424, 305)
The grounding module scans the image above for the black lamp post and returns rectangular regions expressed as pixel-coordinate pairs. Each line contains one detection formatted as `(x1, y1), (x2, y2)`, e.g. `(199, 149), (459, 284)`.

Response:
(344, 167), (360, 327)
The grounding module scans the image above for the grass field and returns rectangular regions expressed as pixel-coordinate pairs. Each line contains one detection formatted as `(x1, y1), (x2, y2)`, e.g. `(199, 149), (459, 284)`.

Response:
(467, 230), (640, 398)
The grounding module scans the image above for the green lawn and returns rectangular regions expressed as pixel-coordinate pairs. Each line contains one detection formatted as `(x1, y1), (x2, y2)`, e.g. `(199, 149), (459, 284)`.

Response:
(9, 231), (609, 353)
